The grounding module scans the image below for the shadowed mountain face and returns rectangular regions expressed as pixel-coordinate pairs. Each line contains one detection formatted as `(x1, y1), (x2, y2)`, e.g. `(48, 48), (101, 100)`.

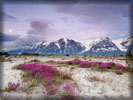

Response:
(90, 37), (119, 52)
(83, 37), (125, 55)
(5, 38), (85, 55)
(121, 36), (133, 50)
(58, 38), (85, 54)
(3, 37), (133, 55)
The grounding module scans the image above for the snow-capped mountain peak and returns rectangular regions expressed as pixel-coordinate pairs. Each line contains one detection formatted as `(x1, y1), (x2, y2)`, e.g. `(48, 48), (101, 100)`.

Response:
(2, 37), (132, 55)
(82, 37), (123, 55)
(100, 37), (111, 41)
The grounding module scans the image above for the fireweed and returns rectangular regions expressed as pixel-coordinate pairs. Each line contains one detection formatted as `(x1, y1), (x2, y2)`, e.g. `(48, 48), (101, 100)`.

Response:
(45, 85), (60, 95)
(61, 84), (76, 100)
(57, 60), (130, 72)
(13, 60), (131, 98)
(63, 84), (75, 95)
(14, 64), (61, 80)
(14, 64), (73, 97)
(115, 69), (123, 75)
(5, 82), (20, 91)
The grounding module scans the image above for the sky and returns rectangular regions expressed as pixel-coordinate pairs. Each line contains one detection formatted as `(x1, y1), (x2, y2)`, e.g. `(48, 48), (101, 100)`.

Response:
(2, 2), (130, 48)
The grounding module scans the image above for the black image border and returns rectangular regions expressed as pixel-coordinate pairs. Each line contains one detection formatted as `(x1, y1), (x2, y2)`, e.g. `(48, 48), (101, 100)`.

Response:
(0, 0), (132, 100)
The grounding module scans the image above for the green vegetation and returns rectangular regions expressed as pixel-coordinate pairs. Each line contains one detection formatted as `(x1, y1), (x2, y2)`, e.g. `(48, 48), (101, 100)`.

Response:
(125, 49), (132, 67)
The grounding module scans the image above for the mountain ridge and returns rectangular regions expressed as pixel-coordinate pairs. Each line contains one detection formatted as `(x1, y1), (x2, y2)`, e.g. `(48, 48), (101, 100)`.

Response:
(2, 36), (133, 55)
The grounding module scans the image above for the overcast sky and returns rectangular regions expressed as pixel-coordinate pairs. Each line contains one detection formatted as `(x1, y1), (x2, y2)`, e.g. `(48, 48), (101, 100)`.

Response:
(2, 2), (130, 48)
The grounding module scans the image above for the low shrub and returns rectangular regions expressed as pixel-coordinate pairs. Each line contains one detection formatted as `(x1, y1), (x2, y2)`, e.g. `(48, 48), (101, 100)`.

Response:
(5, 82), (20, 92)
(115, 69), (123, 75)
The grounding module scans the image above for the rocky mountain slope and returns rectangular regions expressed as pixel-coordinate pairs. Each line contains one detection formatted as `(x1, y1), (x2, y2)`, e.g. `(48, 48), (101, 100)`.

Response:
(2, 37), (133, 55)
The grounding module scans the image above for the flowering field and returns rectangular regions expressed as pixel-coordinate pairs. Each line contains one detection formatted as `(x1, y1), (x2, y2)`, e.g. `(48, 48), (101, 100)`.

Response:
(0, 55), (133, 100)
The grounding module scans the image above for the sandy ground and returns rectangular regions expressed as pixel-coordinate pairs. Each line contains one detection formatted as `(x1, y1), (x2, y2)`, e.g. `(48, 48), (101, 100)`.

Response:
(0, 55), (132, 100)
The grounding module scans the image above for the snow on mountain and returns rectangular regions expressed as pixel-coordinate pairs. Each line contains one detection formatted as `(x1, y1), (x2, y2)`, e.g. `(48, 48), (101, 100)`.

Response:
(112, 36), (133, 52)
(2, 37), (132, 55)
(5, 45), (31, 54)
(90, 37), (119, 52)
(3, 38), (85, 55)
(112, 39), (127, 51)
(83, 37), (125, 55)
(121, 36), (133, 50)
(57, 38), (85, 54)
(75, 39), (93, 53)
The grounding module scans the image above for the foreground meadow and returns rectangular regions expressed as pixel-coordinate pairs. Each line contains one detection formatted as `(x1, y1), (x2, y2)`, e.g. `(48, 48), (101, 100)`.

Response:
(0, 55), (133, 100)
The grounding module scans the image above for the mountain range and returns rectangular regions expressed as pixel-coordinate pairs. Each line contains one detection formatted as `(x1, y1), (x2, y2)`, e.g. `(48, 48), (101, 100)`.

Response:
(2, 36), (133, 55)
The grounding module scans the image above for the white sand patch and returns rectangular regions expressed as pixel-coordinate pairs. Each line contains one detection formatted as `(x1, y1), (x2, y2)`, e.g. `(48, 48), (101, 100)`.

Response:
(72, 68), (131, 98)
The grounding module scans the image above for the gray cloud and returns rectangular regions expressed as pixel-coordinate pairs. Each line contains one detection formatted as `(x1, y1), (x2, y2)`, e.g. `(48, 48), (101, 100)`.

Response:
(0, 33), (19, 42)
(28, 20), (51, 34)
(121, 10), (129, 18)
(31, 21), (49, 32)
(17, 34), (44, 45)
(4, 12), (17, 20)
(53, 3), (129, 23)
(52, 3), (129, 37)
(1, 11), (18, 21)
(18, 19), (52, 45)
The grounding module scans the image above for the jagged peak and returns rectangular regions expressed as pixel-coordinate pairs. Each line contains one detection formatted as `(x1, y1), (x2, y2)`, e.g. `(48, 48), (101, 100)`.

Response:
(58, 38), (69, 41)
(126, 36), (133, 41)
(90, 37), (112, 46)
(3, 37), (130, 55)
(100, 37), (111, 41)
(122, 36), (133, 43)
